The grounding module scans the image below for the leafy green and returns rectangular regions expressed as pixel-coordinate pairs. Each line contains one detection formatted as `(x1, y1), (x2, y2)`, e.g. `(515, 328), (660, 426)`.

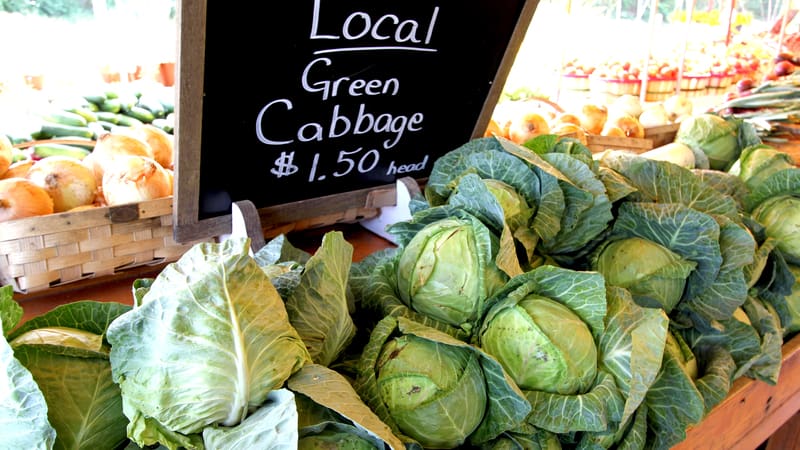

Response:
(106, 238), (311, 449)
(0, 286), (56, 450)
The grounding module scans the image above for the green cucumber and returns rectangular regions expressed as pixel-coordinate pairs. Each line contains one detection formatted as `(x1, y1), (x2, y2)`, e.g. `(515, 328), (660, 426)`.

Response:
(83, 93), (106, 105)
(124, 106), (155, 123)
(43, 110), (88, 127)
(115, 114), (144, 127)
(96, 120), (118, 131)
(33, 143), (91, 160)
(95, 111), (119, 124)
(137, 95), (166, 118)
(99, 98), (122, 113)
(117, 94), (139, 113)
(40, 123), (95, 139)
(65, 106), (98, 123)
(151, 118), (173, 134)
(11, 147), (29, 163)
(48, 136), (95, 150)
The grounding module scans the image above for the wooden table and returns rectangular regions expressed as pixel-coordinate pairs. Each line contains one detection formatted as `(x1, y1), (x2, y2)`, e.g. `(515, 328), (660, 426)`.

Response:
(11, 224), (800, 450)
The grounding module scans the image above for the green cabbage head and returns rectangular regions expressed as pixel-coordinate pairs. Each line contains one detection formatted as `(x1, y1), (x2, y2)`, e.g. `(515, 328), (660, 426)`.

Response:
(479, 293), (597, 394)
(375, 333), (487, 448)
(676, 113), (739, 171)
(737, 144), (796, 190)
(592, 237), (696, 313)
(751, 195), (800, 264)
(298, 429), (378, 449)
(396, 217), (506, 328)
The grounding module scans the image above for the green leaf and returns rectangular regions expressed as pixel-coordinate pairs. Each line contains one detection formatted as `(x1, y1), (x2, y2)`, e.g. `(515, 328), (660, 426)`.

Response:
(106, 238), (311, 447)
(525, 370), (624, 433)
(14, 345), (127, 450)
(285, 231), (356, 367)
(202, 389), (298, 448)
(0, 322), (56, 450)
(289, 363), (405, 450)
(599, 286), (669, 426)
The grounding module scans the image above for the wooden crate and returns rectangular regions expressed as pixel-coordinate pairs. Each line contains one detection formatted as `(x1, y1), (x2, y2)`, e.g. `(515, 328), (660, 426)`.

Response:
(585, 123), (679, 155)
(644, 123), (680, 148)
(0, 197), (210, 294)
(586, 135), (654, 154)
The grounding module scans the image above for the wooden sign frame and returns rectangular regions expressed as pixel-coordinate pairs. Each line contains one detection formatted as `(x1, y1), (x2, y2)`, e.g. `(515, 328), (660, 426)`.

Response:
(173, 0), (540, 243)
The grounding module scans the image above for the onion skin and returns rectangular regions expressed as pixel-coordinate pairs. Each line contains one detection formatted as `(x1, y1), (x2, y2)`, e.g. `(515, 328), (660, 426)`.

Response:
(102, 155), (172, 206)
(2, 159), (34, 180)
(0, 177), (55, 221)
(0, 134), (12, 177)
(119, 124), (174, 169)
(86, 132), (154, 186)
(26, 156), (97, 213)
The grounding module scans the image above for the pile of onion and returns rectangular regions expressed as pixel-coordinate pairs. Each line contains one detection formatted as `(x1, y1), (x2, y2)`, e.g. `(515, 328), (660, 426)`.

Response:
(101, 154), (172, 206)
(26, 156), (98, 212)
(0, 177), (54, 222)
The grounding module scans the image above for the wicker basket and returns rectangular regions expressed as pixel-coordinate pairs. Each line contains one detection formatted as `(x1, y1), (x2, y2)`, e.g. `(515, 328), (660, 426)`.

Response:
(0, 196), (209, 294)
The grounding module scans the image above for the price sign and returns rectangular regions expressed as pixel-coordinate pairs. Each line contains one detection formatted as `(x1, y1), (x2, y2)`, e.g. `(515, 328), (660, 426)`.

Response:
(173, 0), (539, 242)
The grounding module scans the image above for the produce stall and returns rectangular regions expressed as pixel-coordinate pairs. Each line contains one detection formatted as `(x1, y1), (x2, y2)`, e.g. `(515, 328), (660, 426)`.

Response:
(3, 1), (800, 449)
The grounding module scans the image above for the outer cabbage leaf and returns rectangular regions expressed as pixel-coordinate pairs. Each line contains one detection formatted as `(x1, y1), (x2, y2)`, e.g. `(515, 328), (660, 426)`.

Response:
(644, 333), (705, 450)
(597, 152), (740, 222)
(692, 344), (736, 413)
(106, 238), (311, 448)
(12, 343), (126, 450)
(284, 231), (356, 367)
(743, 167), (800, 212)
(0, 284), (22, 336)
(599, 286), (668, 426)
(525, 370), (624, 433)
(597, 166), (638, 203)
(739, 297), (784, 384)
(0, 313), (56, 450)
(692, 169), (749, 210)
(541, 153), (612, 251)
(7, 300), (131, 450)
(424, 137), (540, 210)
(289, 363), (405, 450)
(202, 389), (298, 450)
(678, 217), (754, 322)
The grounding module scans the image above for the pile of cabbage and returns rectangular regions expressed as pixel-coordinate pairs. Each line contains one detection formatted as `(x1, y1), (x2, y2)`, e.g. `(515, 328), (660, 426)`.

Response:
(2, 116), (800, 450)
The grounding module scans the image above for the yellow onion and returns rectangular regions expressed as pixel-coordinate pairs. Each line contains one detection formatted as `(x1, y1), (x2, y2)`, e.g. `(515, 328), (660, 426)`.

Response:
(0, 134), (12, 177)
(0, 177), (54, 221)
(115, 124), (174, 169)
(85, 132), (154, 186)
(2, 159), (34, 179)
(26, 156), (98, 212)
(102, 154), (172, 206)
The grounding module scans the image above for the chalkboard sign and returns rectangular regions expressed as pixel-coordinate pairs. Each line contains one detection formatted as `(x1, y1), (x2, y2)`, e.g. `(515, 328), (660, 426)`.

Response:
(173, 0), (539, 243)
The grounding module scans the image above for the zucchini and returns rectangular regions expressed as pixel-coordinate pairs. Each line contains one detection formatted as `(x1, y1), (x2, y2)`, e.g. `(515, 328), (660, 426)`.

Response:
(32, 143), (91, 160)
(42, 110), (88, 127)
(40, 123), (95, 139)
